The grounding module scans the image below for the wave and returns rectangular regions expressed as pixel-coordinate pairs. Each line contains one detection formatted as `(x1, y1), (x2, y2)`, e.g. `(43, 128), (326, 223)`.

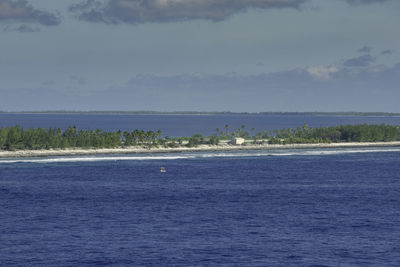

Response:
(1, 147), (400, 164)
(0, 155), (195, 164)
(197, 148), (400, 158)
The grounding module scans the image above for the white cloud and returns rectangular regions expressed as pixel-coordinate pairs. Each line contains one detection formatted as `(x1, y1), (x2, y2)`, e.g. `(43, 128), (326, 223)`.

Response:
(307, 65), (339, 80)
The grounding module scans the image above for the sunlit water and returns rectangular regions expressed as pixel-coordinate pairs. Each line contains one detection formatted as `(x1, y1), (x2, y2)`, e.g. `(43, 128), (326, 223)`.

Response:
(1, 148), (400, 266)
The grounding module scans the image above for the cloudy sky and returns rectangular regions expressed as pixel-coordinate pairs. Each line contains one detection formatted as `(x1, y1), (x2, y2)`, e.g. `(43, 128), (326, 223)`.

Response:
(1, 0), (399, 112)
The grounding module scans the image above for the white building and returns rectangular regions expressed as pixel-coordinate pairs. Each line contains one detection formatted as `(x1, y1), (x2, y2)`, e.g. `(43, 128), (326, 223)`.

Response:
(232, 137), (245, 145)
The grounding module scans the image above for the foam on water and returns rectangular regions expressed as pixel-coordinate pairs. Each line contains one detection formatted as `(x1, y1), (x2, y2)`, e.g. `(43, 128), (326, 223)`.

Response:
(1, 147), (400, 164)
(197, 147), (400, 158)
(0, 155), (194, 164)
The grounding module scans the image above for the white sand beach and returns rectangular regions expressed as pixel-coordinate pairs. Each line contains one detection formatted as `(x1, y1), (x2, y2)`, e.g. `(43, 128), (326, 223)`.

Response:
(1, 141), (400, 158)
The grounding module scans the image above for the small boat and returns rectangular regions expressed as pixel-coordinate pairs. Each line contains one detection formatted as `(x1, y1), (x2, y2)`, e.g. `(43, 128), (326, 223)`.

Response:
(160, 167), (166, 173)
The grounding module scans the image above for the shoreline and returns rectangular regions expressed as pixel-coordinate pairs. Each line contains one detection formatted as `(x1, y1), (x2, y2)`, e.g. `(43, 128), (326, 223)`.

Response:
(1, 141), (400, 158)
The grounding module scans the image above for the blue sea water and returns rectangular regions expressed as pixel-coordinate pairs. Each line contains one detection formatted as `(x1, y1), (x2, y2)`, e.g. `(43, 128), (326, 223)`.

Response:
(1, 148), (400, 266)
(1, 113), (400, 136)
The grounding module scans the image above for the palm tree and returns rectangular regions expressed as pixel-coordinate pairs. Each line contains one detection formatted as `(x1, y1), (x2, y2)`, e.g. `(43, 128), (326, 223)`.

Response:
(251, 128), (256, 137)
(224, 124), (230, 136)
(156, 130), (162, 141)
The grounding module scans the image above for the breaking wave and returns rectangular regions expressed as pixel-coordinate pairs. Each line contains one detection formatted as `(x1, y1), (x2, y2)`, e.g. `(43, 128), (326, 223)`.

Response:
(1, 147), (400, 164)
(0, 155), (193, 164)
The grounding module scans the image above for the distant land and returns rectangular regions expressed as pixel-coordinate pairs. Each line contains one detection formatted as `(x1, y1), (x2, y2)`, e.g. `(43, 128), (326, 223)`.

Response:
(1, 111), (400, 117)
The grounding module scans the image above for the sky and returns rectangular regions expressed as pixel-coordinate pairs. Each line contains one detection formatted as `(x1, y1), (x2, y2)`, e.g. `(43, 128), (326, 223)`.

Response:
(0, 0), (399, 112)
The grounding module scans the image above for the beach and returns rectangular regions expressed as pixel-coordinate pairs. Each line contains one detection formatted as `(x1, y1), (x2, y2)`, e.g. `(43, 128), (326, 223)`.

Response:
(1, 141), (400, 158)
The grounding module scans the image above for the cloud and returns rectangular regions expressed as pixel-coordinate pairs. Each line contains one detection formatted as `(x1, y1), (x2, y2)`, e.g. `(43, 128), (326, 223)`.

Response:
(86, 63), (400, 112)
(2, 23), (40, 32)
(69, 0), (307, 24)
(14, 23), (39, 32)
(70, 75), (86, 85)
(0, 0), (60, 26)
(357, 46), (372, 53)
(343, 54), (374, 67)
(346, 0), (391, 4)
(380, 49), (393, 55)
(2, 62), (400, 112)
(307, 65), (339, 80)
(68, 0), (395, 25)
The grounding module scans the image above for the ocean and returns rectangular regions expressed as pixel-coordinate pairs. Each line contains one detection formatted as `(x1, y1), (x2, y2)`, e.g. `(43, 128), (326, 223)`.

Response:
(1, 115), (400, 266)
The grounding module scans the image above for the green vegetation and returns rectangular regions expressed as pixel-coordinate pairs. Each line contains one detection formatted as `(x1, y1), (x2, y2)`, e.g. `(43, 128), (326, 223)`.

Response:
(268, 124), (400, 144)
(0, 126), (161, 151)
(212, 124), (400, 144)
(0, 124), (399, 151)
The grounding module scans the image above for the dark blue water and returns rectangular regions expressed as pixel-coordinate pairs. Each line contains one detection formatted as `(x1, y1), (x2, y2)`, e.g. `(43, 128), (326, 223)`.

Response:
(1, 149), (400, 266)
(1, 113), (400, 136)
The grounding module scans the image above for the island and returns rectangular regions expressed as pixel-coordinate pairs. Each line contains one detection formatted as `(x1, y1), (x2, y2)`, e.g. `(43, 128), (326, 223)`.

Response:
(1, 124), (400, 158)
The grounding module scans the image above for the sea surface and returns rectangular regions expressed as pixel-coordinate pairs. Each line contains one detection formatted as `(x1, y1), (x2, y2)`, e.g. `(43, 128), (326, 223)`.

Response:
(1, 113), (400, 136)
(1, 147), (400, 266)
(1, 114), (400, 266)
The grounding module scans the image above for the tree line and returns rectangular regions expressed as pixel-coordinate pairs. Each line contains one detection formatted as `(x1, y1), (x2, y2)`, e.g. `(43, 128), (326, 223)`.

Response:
(0, 126), (163, 150)
(214, 123), (400, 144)
(0, 124), (399, 151)
(267, 124), (400, 144)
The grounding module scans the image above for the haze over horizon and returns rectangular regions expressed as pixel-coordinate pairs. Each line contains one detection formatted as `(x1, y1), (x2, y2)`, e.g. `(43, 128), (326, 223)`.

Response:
(1, 0), (399, 112)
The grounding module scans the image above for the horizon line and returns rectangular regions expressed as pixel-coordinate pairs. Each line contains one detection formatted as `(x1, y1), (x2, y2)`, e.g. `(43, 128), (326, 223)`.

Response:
(1, 110), (400, 116)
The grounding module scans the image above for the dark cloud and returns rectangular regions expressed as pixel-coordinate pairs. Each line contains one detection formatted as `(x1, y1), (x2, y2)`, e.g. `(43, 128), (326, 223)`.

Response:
(380, 49), (393, 55)
(0, 0), (60, 26)
(69, 0), (103, 12)
(15, 24), (39, 32)
(346, 0), (391, 4)
(2, 23), (39, 32)
(69, 0), (307, 24)
(343, 54), (374, 67)
(70, 75), (86, 85)
(357, 46), (372, 53)
(68, 0), (394, 25)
